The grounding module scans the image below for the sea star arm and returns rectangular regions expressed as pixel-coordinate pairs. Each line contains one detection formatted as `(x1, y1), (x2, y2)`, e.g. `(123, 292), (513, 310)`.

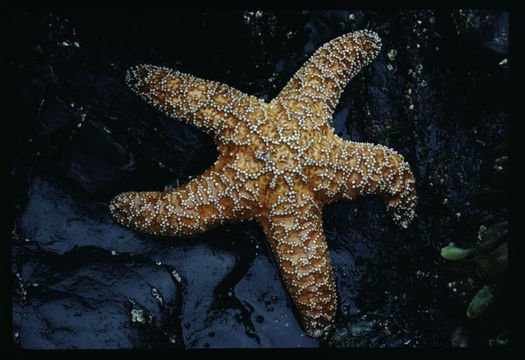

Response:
(125, 64), (267, 146)
(109, 156), (260, 236)
(339, 142), (417, 227)
(257, 192), (337, 337)
(309, 139), (417, 227)
(275, 30), (382, 127)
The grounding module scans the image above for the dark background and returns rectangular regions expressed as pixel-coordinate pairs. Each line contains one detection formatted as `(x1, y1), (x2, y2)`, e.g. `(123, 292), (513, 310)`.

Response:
(8, 9), (510, 349)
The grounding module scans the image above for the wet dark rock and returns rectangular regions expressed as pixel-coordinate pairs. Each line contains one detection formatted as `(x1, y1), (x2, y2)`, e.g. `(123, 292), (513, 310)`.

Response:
(9, 10), (510, 348)
(326, 313), (418, 348)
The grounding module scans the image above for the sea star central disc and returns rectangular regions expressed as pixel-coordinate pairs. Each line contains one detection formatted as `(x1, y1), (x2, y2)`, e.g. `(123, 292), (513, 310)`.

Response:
(109, 30), (417, 337)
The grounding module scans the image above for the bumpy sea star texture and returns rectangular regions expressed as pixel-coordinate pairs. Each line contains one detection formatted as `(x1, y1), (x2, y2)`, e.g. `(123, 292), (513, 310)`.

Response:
(109, 30), (417, 337)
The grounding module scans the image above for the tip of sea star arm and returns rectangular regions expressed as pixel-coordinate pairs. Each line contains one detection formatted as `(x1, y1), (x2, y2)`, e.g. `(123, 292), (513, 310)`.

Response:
(339, 29), (382, 63)
(386, 181), (417, 228)
(109, 190), (163, 234)
(125, 64), (169, 95)
(304, 318), (334, 338)
(110, 190), (187, 236)
(355, 29), (382, 51)
(109, 191), (137, 228)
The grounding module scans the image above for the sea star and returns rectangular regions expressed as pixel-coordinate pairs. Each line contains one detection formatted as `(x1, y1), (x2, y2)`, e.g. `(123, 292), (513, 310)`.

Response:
(109, 30), (417, 338)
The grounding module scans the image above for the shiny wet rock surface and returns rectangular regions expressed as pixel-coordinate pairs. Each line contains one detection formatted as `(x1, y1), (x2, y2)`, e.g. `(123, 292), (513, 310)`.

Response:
(9, 10), (510, 348)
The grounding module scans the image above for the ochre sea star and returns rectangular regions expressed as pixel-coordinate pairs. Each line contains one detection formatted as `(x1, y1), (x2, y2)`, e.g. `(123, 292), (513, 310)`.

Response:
(109, 30), (417, 337)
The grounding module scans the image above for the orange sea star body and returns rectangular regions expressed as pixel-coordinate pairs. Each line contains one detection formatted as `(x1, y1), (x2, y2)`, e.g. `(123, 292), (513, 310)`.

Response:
(109, 30), (417, 337)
